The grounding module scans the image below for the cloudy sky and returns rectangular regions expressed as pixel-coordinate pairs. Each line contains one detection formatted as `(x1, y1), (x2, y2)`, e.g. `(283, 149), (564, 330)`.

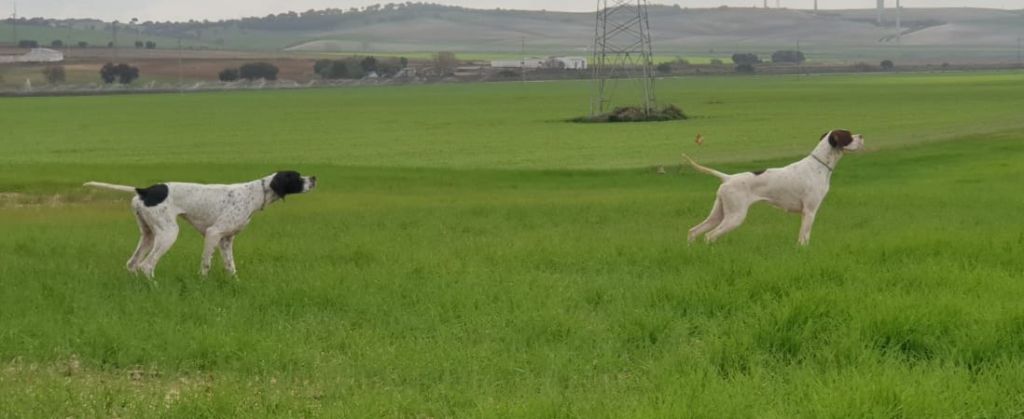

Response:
(13, 1), (1021, 21)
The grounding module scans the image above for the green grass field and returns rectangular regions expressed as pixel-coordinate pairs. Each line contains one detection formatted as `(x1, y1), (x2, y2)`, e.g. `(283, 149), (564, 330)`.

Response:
(2, 71), (1024, 417)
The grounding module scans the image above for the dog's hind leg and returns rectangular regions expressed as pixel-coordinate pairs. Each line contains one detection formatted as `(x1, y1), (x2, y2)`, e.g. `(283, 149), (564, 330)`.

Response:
(688, 197), (724, 243)
(126, 212), (155, 274)
(704, 197), (750, 243)
(140, 217), (179, 279)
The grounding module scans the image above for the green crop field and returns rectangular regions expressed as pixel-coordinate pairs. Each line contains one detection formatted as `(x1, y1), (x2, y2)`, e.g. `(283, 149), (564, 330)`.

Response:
(2, 71), (1024, 417)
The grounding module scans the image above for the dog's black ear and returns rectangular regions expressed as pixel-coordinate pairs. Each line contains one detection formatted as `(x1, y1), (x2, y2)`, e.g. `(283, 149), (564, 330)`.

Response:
(270, 171), (304, 198)
(828, 130), (853, 148)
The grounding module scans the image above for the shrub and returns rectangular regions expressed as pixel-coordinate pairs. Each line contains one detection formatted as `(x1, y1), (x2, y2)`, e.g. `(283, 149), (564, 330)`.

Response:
(18, 40), (39, 48)
(315, 57), (405, 79)
(42, 65), (66, 84)
(710, 58), (724, 66)
(852, 62), (875, 72)
(771, 50), (806, 64)
(731, 53), (761, 65)
(50, 40), (64, 48)
(135, 41), (144, 48)
(218, 68), (240, 82)
(656, 62), (673, 74)
(881, 60), (895, 70)
(498, 69), (519, 78)
(239, 62), (279, 81)
(77, 41), (88, 48)
(571, 105), (687, 123)
(145, 41), (157, 49)
(735, 63), (756, 73)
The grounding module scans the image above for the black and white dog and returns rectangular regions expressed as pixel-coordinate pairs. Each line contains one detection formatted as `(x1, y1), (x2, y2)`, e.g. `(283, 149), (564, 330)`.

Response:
(684, 130), (863, 245)
(85, 171), (316, 278)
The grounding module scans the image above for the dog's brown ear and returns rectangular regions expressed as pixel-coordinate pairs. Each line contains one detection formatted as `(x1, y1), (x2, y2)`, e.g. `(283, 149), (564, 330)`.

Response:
(828, 130), (854, 148)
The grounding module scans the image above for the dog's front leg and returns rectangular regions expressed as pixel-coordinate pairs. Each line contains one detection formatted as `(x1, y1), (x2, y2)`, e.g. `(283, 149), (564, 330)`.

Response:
(219, 235), (237, 277)
(798, 209), (818, 246)
(200, 229), (225, 277)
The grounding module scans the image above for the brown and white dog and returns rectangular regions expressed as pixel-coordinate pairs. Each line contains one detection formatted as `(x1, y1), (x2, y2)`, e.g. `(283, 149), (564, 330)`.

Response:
(85, 171), (317, 279)
(684, 130), (863, 245)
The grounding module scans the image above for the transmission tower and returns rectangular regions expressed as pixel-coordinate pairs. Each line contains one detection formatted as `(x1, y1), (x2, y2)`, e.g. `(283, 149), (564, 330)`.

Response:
(11, 0), (17, 45)
(590, 0), (657, 116)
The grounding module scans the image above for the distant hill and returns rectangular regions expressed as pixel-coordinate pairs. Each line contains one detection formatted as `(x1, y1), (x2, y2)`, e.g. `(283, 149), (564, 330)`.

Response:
(3, 4), (1022, 60)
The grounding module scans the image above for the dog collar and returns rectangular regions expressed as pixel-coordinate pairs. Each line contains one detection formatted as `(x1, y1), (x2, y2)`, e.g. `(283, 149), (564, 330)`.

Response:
(259, 179), (270, 211)
(810, 153), (834, 172)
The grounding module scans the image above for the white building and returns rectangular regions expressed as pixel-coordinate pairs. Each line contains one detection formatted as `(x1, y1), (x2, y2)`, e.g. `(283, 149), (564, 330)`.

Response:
(490, 56), (587, 70)
(491, 58), (546, 69)
(0, 48), (65, 64)
(555, 56), (587, 70)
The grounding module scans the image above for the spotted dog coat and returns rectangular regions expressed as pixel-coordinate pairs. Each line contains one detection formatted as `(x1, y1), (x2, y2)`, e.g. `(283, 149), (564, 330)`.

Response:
(683, 130), (864, 246)
(84, 171), (317, 278)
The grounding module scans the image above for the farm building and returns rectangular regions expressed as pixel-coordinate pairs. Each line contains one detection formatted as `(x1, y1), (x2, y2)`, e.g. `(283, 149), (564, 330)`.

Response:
(0, 48), (65, 64)
(491, 58), (546, 69)
(491, 56), (587, 70)
(556, 57), (587, 70)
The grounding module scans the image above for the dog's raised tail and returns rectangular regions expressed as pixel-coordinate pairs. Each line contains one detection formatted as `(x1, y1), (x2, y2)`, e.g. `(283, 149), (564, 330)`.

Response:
(84, 181), (137, 193)
(681, 154), (731, 181)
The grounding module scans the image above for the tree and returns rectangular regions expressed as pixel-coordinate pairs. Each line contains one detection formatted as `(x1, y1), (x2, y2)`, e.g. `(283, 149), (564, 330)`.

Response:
(771, 50), (806, 64)
(239, 62), (279, 80)
(880, 59), (895, 70)
(731, 53), (761, 65)
(114, 64), (140, 84)
(42, 65), (66, 84)
(18, 40), (39, 48)
(219, 68), (240, 81)
(434, 51), (458, 76)
(100, 63), (118, 83)
(51, 40), (64, 48)
(656, 62), (672, 74)
(100, 63), (140, 84)
(314, 59), (333, 75)
(78, 41), (89, 48)
(399, 57), (409, 68)
(710, 58), (724, 66)
(360, 56), (378, 73)
(145, 41), (157, 49)
(135, 40), (144, 48)
(315, 59), (355, 79)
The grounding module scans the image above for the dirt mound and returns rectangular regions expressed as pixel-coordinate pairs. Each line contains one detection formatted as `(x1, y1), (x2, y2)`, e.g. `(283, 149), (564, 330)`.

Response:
(571, 105), (687, 123)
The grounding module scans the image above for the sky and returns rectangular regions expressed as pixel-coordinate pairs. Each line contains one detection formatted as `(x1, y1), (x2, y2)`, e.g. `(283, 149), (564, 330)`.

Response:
(11, 1), (1022, 22)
